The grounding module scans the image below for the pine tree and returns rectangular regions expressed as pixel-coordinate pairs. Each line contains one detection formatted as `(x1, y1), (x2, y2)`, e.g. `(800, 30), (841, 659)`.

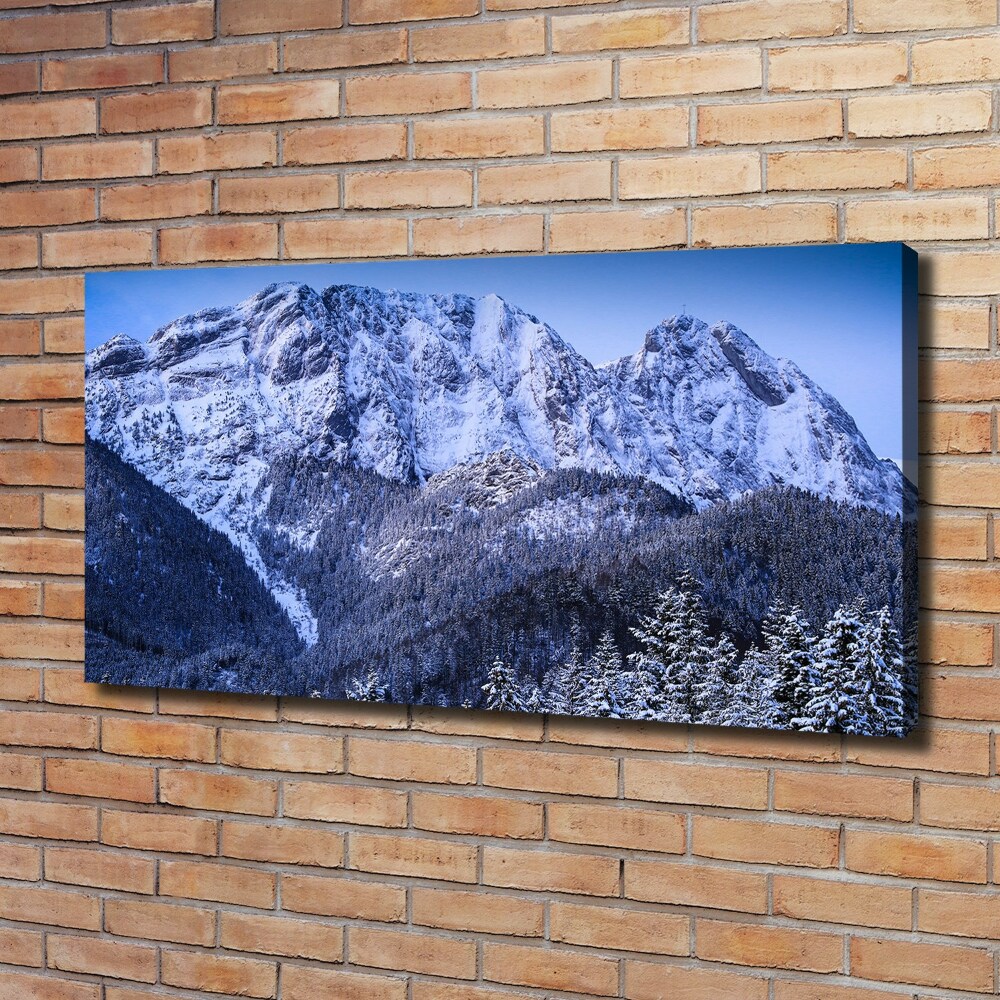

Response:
(347, 668), (389, 702)
(550, 641), (590, 716)
(855, 606), (907, 737)
(481, 657), (526, 713)
(584, 631), (624, 719)
(716, 648), (779, 730)
(796, 603), (864, 733)
(763, 603), (818, 728)
(695, 632), (738, 727)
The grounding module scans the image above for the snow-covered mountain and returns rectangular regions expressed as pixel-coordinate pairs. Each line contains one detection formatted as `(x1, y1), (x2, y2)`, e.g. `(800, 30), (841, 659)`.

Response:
(85, 281), (908, 641)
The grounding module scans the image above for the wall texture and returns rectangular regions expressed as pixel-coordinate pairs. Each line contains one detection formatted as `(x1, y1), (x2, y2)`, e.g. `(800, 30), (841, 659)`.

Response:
(0, 0), (999, 997)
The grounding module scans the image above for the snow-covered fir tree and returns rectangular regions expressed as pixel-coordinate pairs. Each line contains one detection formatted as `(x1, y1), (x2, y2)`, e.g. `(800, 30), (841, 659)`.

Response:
(550, 641), (590, 716)
(583, 631), (625, 719)
(855, 605), (907, 737)
(763, 603), (818, 727)
(347, 668), (389, 702)
(797, 602), (866, 733)
(482, 657), (526, 713)
(716, 648), (779, 730)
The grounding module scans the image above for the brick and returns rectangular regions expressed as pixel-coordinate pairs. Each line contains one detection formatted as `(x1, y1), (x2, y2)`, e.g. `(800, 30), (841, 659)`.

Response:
(102, 718), (216, 762)
(0, 884), (98, 930)
(160, 859), (276, 907)
(922, 250), (1000, 296)
(478, 60), (611, 109)
(922, 410), (991, 454)
(159, 768), (278, 816)
(284, 780), (408, 827)
(626, 962), (769, 1000)
(552, 106), (688, 152)
(113, 1), (214, 44)
(218, 79), (341, 125)
(413, 214), (543, 255)
(351, 832), (478, 882)
(919, 888), (1000, 939)
(625, 759), (768, 808)
(42, 493), (85, 532)
(412, 791), (543, 839)
(482, 746), (617, 796)
(412, 886), (544, 937)
(284, 217), (408, 259)
(622, 48), (760, 98)
(0, 235), (38, 271)
(0, 840), (40, 879)
(770, 42), (906, 91)
(285, 30), (406, 71)
(42, 229), (152, 269)
(162, 951), (277, 999)
(0, 363), (83, 403)
(553, 8), (688, 52)
(704, 729), (833, 766)
(921, 782), (1000, 831)
(0, 147), (38, 184)
(346, 72), (471, 116)
(159, 222), (279, 264)
(915, 143), (1000, 191)
(0, 276), (83, 315)
(222, 912), (342, 962)
(852, 936), (992, 992)
(551, 208), (686, 253)
(351, 0), (478, 23)
(924, 563), (1000, 611)
(855, 0), (995, 32)
(923, 358), (1000, 403)
(774, 771), (913, 821)
(46, 758), (154, 803)
(849, 91), (992, 138)
(920, 619), (993, 665)
(0, 187), (94, 227)
(223, 819), (344, 867)
(0, 972), (96, 1000)
(0, 60), (37, 96)
(351, 927), (476, 979)
(847, 196), (988, 242)
(926, 672), (1000, 722)
(0, 10), (105, 54)
(414, 17), (543, 61)
(106, 899), (215, 947)
(100, 179), (212, 221)
(0, 666), (40, 702)
(101, 808), (217, 855)
(0, 405), (39, 440)
(101, 88), (213, 134)
(285, 122), (406, 165)
(49, 934), (156, 982)
(170, 41), (278, 82)
(920, 511), (988, 558)
(847, 726), (990, 775)
(221, 729), (342, 773)
(344, 168), (473, 209)
(282, 966), (405, 1000)
(45, 668), (154, 712)
(220, 0), (343, 34)
(43, 319), (84, 354)
(0, 493), (41, 529)
(551, 901), (689, 955)
(768, 148), (906, 191)
(282, 873), (405, 922)
(0, 709), (94, 748)
(695, 202), (837, 248)
(700, 0), (846, 41)
(159, 131), (277, 174)
(45, 846), (155, 894)
(694, 815), (840, 868)
(0, 451), (82, 487)
(483, 845), (618, 895)
(700, 98), (842, 145)
(913, 35), (1000, 87)
(483, 942), (618, 995)
(158, 689), (277, 721)
(0, 324), (40, 358)
(697, 919), (842, 973)
(43, 53), (163, 92)
(0, 97), (97, 142)
(847, 828), (987, 882)
(414, 116), (543, 159)
(773, 875), (912, 930)
(0, 927), (41, 968)
(0, 753), (41, 791)
(218, 173), (336, 214)
(411, 707), (545, 741)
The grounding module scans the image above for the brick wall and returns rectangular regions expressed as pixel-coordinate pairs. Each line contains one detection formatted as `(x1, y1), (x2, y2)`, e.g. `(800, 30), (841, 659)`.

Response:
(0, 0), (998, 996)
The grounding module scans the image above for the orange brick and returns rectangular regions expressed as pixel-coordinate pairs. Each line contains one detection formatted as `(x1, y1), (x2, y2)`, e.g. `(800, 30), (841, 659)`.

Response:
(553, 8), (689, 52)
(0, 753), (42, 791)
(773, 875), (912, 930)
(478, 60), (610, 109)
(0, 840), (39, 879)
(923, 562), (1000, 611)
(349, 736), (477, 783)
(0, 324), (40, 358)
(483, 845), (618, 895)
(922, 411), (991, 454)
(622, 151), (760, 200)
(158, 689), (277, 721)
(696, 919), (842, 973)
(626, 962), (769, 1000)
(218, 79), (340, 125)
(851, 936), (993, 992)
(162, 951), (277, 999)
(0, 60), (37, 96)
(284, 780), (408, 827)
(219, 173), (338, 214)
(0, 451), (83, 488)
(351, 926), (476, 979)
(220, 729), (343, 773)
(160, 859), (275, 907)
(413, 214), (543, 256)
(699, 0), (847, 41)
(920, 510), (988, 558)
(626, 859), (758, 913)
(44, 667), (154, 712)
(0, 10), (105, 54)
(352, 832), (478, 882)
(621, 48), (761, 98)
(46, 758), (154, 803)
(483, 942), (618, 996)
(285, 122), (406, 165)
(0, 276), (83, 315)
(768, 148), (906, 191)
(170, 40), (278, 82)
(0, 494), (42, 529)
(847, 196), (988, 242)
(282, 965), (405, 1000)
(101, 88), (212, 134)
(694, 815), (840, 868)
(0, 884), (98, 930)
(551, 901), (689, 955)
(413, 17), (544, 61)
(412, 886), (544, 937)
(700, 98), (842, 145)
(0, 927), (41, 968)
(42, 493), (85, 532)
(414, 116), (543, 159)
(847, 726), (990, 775)
(101, 718), (216, 762)
(482, 746), (617, 796)
(42, 229), (152, 269)
(0, 972), (97, 1000)
(0, 186), (94, 227)
(412, 791), (543, 839)
(552, 106), (688, 152)
(694, 202), (837, 248)
(770, 42), (906, 91)
(921, 781), (1000, 831)
(282, 873), (405, 922)
(922, 250), (1000, 296)
(351, 0), (477, 22)
(849, 91), (992, 138)
(285, 30), (406, 71)
(926, 672), (1000, 722)
(913, 35), (1000, 85)
(113, 1), (214, 44)
(222, 820), (345, 867)
(284, 217), (408, 260)
(0, 666), (40, 701)
(915, 143), (1000, 191)
(0, 405), (39, 439)
(847, 829), (987, 883)
(344, 168), (473, 209)
(0, 709), (95, 749)
(0, 235), (38, 271)
(0, 147), (38, 184)
(101, 808), (217, 855)
(411, 707), (544, 741)
(42, 319), (84, 354)
(159, 222), (279, 264)
(221, 912), (343, 962)
(774, 771), (913, 821)
(43, 53), (163, 92)
(551, 207), (686, 253)
(347, 72), (471, 116)
(100, 179), (212, 221)
(44, 846), (155, 895)
(158, 131), (277, 174)
(160, 768), (278, 816)
(855, 0), (995, 31)
(922, 358), (1000, 403)
(105, 899), (215, 947)
(919, 888), (1000, 939)
(48, 934), (156, 982)
(220, 0), (343, 34)
(626, 759), (768, 809)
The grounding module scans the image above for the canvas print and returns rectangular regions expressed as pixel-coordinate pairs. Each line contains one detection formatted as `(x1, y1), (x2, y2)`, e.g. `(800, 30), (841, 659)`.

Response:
(85, 244), (918, 736)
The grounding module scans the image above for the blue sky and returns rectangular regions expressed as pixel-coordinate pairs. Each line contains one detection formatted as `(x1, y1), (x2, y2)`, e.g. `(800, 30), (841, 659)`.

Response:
(86, 244), (910, 461)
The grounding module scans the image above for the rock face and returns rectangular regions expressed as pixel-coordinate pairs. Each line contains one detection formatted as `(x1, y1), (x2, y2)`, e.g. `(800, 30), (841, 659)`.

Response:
(86, 280), (908, 642)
